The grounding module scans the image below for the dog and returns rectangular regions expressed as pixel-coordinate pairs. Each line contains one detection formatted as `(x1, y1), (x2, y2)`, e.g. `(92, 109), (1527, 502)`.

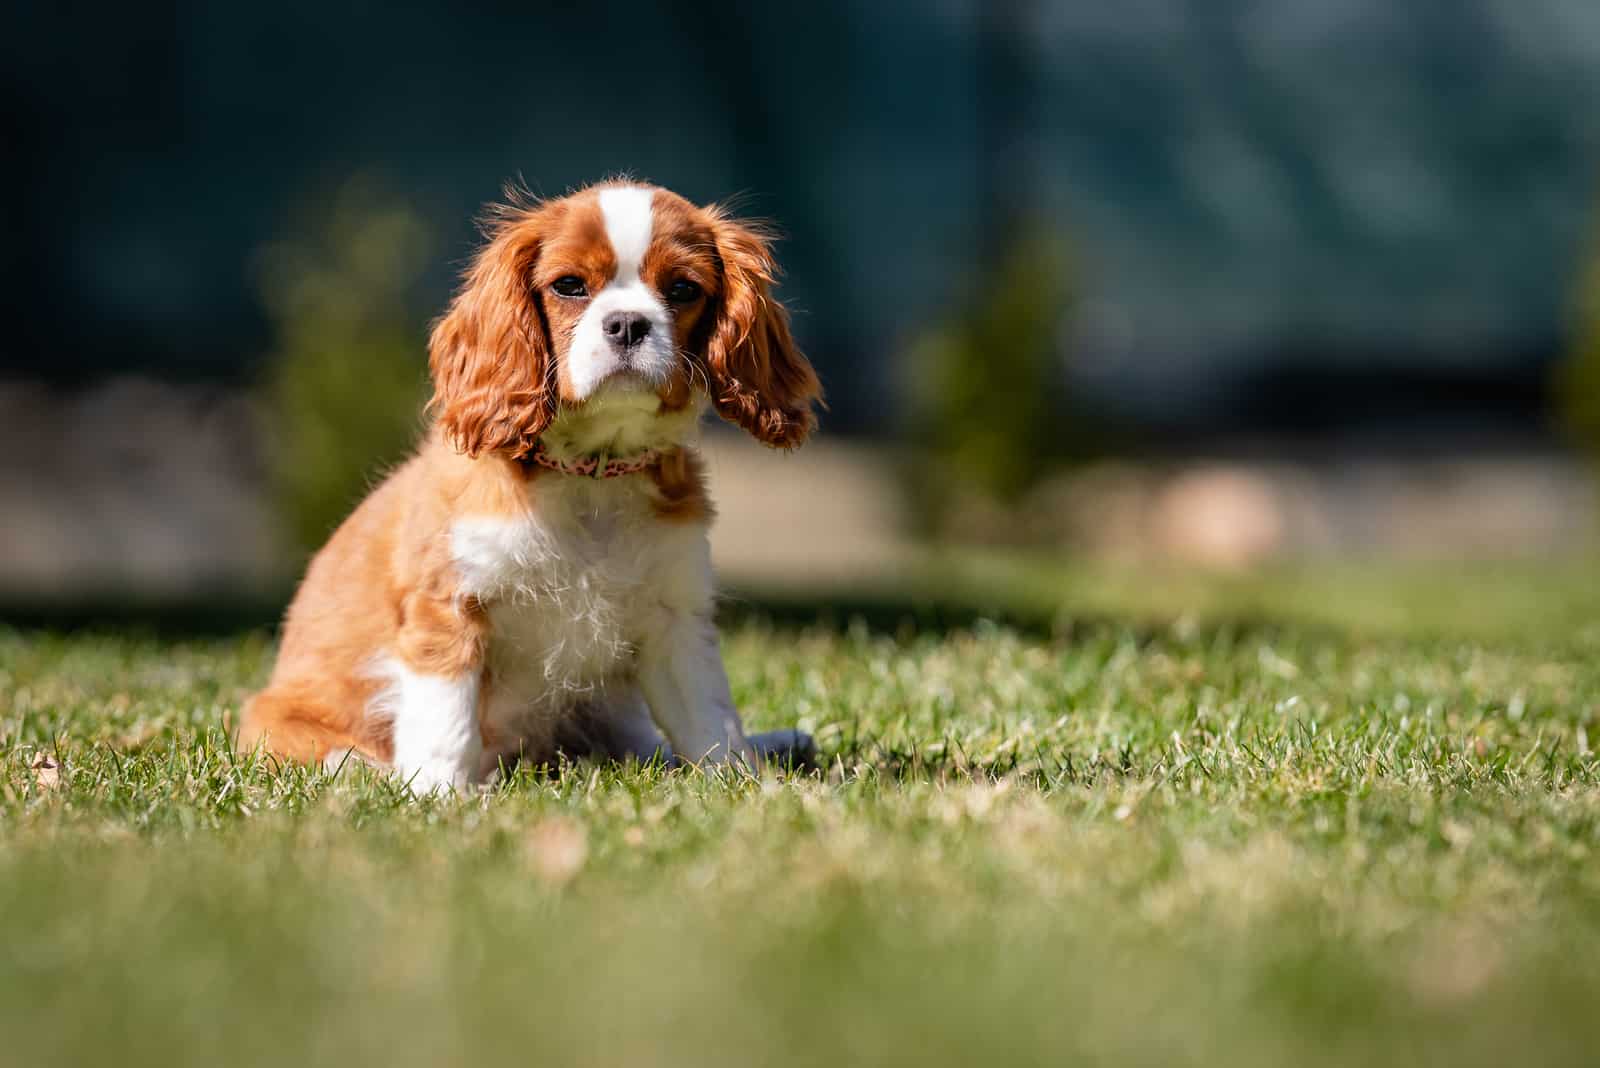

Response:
(238, 180), (823, 791)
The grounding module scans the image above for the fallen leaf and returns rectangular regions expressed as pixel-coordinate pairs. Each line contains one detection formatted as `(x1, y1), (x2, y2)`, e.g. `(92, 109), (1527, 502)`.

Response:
(30, 752), (60, 790)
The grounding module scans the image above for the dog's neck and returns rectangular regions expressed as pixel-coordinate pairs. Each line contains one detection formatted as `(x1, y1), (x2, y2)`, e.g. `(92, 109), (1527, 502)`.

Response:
(537, 382), (705, 466)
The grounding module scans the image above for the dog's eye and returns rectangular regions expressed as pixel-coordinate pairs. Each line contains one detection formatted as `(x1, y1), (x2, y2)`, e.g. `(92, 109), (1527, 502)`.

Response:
(550, 276), (588, 298)
(666, 279), (702, 305)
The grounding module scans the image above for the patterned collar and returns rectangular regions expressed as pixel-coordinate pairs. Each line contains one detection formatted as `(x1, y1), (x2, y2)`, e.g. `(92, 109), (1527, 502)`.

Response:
(525, 443), (662, 479)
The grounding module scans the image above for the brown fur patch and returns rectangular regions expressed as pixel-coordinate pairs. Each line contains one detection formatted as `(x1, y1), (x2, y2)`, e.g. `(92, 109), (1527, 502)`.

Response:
(395, 590), (488, 677)
(650, 447), (713, 523)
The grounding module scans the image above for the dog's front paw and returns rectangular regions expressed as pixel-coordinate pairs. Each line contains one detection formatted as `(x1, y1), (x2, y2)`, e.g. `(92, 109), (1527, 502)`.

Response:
(399, 762), (476, 796)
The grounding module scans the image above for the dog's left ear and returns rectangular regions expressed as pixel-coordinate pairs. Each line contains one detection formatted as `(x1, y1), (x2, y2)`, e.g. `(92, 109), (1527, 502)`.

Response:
(701, 210), (822, 448)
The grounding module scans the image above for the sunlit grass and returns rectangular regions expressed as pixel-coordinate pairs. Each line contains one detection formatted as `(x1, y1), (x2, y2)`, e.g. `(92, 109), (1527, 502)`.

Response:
(2, 561), (1599, 1066)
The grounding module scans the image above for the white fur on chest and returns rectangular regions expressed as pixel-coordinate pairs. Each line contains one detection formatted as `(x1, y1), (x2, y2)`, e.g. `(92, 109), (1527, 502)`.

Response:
(450, 478), (712, 721)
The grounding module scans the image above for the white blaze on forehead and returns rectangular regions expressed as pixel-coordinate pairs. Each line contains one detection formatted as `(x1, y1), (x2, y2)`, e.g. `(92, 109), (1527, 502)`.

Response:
(598, 186), (655, 284)
(566, 184), (673, 402)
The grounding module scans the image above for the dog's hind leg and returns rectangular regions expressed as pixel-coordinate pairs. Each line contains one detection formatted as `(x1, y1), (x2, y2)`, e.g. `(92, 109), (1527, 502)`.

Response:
(236, 690), (384, 770)
(558, 687), (672, 765)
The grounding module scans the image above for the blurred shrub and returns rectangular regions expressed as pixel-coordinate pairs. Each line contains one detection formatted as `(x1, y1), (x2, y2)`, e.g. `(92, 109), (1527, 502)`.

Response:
(902, 227), (1090, 539)
(1557, 219), (1600, 478)
(256, 176), (433, 555)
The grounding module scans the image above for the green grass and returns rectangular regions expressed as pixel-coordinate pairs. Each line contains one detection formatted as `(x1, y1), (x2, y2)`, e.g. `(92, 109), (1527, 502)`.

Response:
(3, 559), (1599, 1067)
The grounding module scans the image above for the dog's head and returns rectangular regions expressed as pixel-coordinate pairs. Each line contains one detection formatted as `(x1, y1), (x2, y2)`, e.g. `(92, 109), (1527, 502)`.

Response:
(428, 182), (821, 459)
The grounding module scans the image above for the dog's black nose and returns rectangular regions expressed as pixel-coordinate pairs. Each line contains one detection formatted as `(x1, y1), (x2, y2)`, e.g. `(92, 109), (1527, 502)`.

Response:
(602, 311), (652, 348)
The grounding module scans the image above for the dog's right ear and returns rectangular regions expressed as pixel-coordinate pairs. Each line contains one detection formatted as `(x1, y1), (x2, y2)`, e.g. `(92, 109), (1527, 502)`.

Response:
(427, 207), (557, 459)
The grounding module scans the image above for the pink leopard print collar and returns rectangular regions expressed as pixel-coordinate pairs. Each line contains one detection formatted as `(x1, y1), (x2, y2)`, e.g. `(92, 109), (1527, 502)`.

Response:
(525, 443), (662, 480)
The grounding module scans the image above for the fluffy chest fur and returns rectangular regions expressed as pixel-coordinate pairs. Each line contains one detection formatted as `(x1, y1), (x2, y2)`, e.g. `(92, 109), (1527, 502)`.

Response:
(449, 475), (709, 729)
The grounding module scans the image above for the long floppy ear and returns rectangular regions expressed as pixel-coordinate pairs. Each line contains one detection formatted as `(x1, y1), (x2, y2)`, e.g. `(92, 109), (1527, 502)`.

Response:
(703, 209), (822, 448)
(427, 209), (556, 459)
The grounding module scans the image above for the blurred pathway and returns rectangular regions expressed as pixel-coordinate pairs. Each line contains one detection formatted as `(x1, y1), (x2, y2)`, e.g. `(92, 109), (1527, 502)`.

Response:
(0, 379), (1594, 603)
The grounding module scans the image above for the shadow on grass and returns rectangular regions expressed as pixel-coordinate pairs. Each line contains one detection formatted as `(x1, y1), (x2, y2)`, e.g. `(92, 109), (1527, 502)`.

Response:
(721, 585), (1064, 639)
(0, 588), (292, 637)
(723, 583), (1352, 649)
(0, 582), (1347, 651)
(1, 586), (1061, 640)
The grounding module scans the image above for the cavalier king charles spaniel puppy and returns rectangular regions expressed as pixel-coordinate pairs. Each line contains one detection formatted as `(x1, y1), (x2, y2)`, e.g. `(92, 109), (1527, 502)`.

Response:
(239, 181), (822, 791)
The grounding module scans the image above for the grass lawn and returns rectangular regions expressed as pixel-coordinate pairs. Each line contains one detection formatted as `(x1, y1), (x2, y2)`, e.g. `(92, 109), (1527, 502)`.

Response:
(3, 557), (1599, 1066)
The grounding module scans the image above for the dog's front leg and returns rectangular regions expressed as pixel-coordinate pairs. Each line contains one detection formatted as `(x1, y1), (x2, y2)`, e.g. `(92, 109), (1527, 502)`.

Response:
(386, 592), (487, 794)
(637, 613), (754, 766)
(387, 668), (482, 793)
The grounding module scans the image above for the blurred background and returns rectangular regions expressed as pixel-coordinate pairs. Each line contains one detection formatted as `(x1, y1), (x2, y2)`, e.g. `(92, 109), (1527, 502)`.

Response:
(5, 0), (1600, 614)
